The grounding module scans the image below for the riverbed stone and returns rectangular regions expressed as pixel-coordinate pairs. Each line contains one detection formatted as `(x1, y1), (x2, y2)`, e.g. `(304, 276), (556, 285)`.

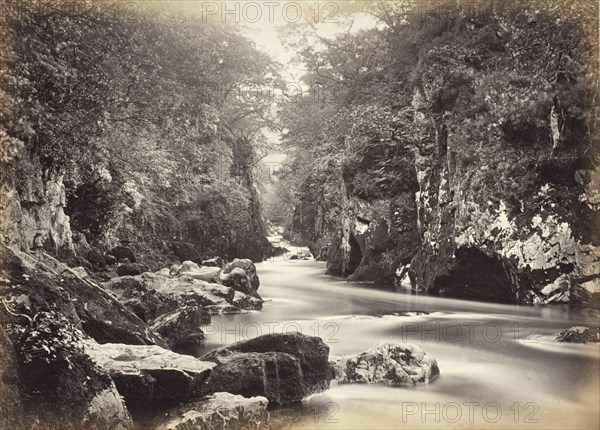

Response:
(201, 333), (331, 405)
(83, 340), (216, 412)
(222, 258), (260, 291)
(330, 343), (439, 386)
(555, 326), (600, 343)
(149, 306), (209, 353)
(155, 392), (269, 430)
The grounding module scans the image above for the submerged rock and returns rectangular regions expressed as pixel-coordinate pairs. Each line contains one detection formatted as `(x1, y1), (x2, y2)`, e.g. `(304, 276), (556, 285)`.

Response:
(83, 340), (215, 412)
(331, 343), (439, 386)
(201, 333), (330, 406)
(156, 392), (269, 430)
(555, 326), (600, 343)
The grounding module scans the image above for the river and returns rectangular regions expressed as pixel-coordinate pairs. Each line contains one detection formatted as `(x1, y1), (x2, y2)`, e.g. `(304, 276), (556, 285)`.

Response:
(202, 256), (600, 429)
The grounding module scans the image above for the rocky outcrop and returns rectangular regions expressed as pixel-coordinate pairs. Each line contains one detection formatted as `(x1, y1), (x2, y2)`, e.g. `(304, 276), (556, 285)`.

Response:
(0, 246), (166, 347)
(201, 333), (331, 406)
(0, 327), (22, 429)
(222, 259), (260, 291)
(132, 262), (262, 314)
(555, 326), (600, 343)
(1, 310), (132, 429)
(331, 344), (439, 386)
(83, 340), (215, 412)
(0, 155), (73, 257)
(156, 392), (269, 430)
(150, 306), (209, 353)
(102, 276), (177, 323)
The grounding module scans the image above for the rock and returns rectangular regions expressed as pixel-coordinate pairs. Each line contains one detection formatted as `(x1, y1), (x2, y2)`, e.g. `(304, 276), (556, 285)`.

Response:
(0, 327), (22, 429)
(0, 246), (166, 347)
(155, 392), (269, 430)
(103, 276), (177, 322)
(172, 242), (202, 265)
(117, 263), (148, 277)
(219, 267), (261, 299)
(108, 246), (137, 263)
(201, 351), (304, 406)
(83, 340), (216, 412)
(232, 291), (263, 310)
(331, 344), (439, 386)
(202, 257), (223, 268)
(141, 271), (243, 315)
(201, 333), (330, 405)
(105, 254), (118, 266)
(0, 155), (74, 255)
(175, 261), (221, 283)
(1, 313), (132, 429)
(222, 258), (260, 291)
(150, 306), (209, 354)
(555, 326), (600, 343)
(87, 249), (106, 269)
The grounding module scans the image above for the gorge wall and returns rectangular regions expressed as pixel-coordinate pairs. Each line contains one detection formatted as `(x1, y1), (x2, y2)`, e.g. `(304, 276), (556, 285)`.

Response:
(283, 5), (599, 305)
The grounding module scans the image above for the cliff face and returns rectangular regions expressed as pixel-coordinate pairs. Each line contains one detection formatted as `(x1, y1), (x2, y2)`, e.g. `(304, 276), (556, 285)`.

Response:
(290, 82), (599, 304)
(1, 154), (73, 257)
(283, 6), (599, 305)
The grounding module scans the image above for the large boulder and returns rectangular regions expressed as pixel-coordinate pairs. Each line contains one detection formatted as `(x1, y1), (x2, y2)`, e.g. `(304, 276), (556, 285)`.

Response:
(200, 351), (304, 407)
(140, 270), (252, 315)
(83, 340), (215, 413)
(87, 249), (106, 270)
(155, 392), (269, 430)
(0, 246), (165, 347)
(331, 344), (439, 386)
(202, 257), (224, 268)
(222, 259), (260, 291)
(201, 333), (331, 406)
(0, 311), (132, 429)
(150, 306), (209, 354)
(219, 267), (261, 298)
(103, 276), (177, 323)
(555, 326), (600, 343)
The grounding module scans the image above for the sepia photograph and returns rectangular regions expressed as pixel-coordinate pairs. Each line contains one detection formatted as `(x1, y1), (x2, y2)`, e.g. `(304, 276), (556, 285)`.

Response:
(0, 1), (598, 429)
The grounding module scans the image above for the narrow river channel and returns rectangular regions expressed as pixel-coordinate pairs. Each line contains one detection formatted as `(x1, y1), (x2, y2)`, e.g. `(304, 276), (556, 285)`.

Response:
(202, 256), (600, 429)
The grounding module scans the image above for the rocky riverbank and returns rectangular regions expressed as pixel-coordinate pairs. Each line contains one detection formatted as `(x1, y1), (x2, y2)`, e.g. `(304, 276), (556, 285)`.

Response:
(0, 243), (445, 429)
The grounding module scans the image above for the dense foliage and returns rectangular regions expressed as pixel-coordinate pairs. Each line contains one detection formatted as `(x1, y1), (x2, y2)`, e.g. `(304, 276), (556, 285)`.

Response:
(277, 0), (599, 272)
(1, 1), (277, 264)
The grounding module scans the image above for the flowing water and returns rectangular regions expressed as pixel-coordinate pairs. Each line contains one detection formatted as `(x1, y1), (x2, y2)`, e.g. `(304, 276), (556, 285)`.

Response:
(202, 256), (600, 429)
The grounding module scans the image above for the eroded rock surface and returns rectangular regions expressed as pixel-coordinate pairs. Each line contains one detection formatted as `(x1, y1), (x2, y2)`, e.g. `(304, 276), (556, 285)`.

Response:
(555, 326), (600, 343)
(201, 333), (331, 406)
(83, 340), (215, 412)
(331, 344), (439, 386)
(155, 392), (269, 430)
